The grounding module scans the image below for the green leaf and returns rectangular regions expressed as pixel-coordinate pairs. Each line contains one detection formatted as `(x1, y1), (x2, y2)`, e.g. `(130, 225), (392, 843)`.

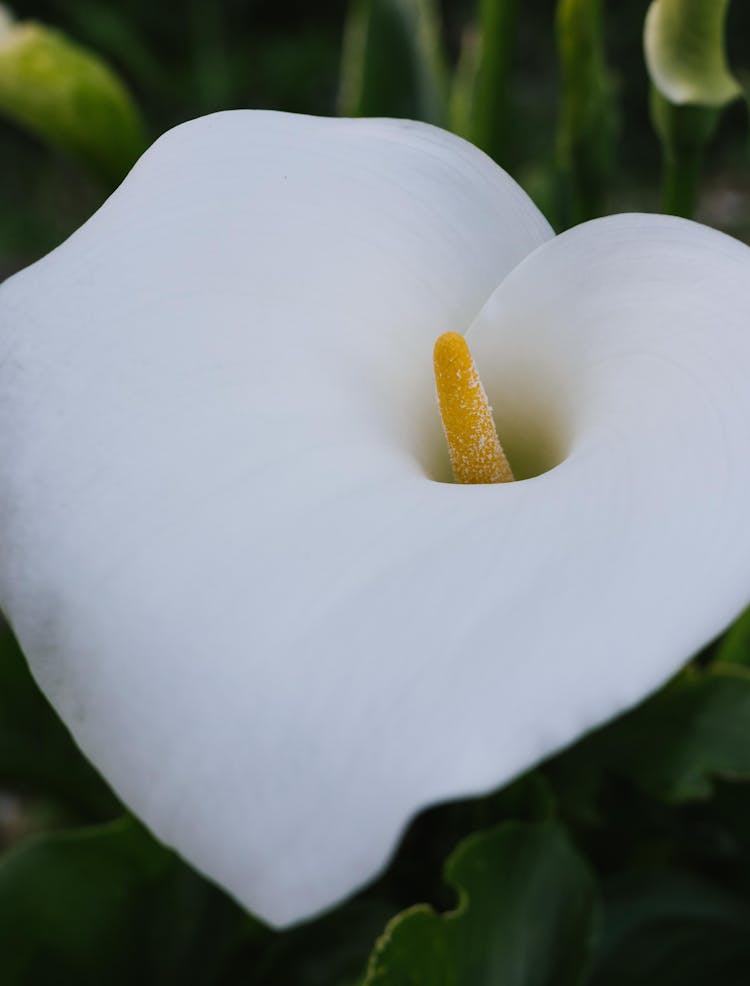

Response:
(253, 898), (396, 986)
(644, 0), (742, 109)
(337, 0), (447, 124)
(591, 869), (750, 986)
(378, 772), (556, 911)
(362, 821), (598, 985)
(555, 0), (618, 224)
(0, 9), (147, 186)
(716, 605), (750, 666)
(572, 664), (750, 802)
(0, 815), (258, 986)
(0, 623), (117, 819)
(449, 0), (520, 168)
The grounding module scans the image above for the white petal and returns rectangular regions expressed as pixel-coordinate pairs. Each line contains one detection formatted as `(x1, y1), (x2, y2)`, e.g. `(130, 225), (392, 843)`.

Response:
(467, 212), (750, 745)
(0, 110), (551, 925)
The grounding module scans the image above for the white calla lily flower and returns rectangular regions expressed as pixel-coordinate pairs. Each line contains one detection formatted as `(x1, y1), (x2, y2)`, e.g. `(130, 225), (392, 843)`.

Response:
(2, 110), (750, 928)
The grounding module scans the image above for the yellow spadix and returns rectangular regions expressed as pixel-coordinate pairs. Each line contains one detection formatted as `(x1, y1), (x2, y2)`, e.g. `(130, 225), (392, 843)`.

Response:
(433, 332), (514, 485)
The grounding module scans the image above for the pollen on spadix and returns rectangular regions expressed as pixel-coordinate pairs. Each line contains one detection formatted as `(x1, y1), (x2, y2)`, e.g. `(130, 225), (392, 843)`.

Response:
(433, 331), (514, 485)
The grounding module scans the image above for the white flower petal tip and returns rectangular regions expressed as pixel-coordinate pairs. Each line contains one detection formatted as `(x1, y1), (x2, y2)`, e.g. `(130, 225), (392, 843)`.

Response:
(1, 114), (750, 929)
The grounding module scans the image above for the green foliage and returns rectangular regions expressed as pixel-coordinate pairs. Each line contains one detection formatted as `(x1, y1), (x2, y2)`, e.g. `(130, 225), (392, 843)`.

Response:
(590, 869), (750, 986)
(450, 0), (519, 168)
(649, 86), (718, 217)
(362, 822), (598, 985)
(338, 0), (446, 123)
(555, 0), (617, 225)
(0, 10), (147, 186)
(251, 898), (396, 986)
(0, 815), (257, 986)
(568, 663), (750, 802)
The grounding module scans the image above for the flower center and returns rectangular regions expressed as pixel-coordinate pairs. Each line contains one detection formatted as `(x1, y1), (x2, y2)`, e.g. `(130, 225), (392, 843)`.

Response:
(433, 332), (514, 485)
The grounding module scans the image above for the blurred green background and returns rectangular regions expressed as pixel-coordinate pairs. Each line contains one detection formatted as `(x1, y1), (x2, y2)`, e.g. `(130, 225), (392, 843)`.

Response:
(1, 0), (749, 281)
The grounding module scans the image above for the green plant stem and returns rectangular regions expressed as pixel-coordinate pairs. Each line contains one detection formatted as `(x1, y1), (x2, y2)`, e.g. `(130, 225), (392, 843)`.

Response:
(649, 90), (718, 221)
(662, 147), (702, 217)
(338, 0), (447, 124)
(473, 0), (519, 167)
(555, 0), (616, 227)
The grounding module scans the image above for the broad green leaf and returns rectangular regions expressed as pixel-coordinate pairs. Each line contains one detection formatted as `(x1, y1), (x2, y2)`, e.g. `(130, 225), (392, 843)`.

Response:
(591, 869), (750, 986)
(644, 0), (742, 108)
(555, 0), (617, 224)
(571, 664), (750, 802)
(0, 623), (117, 819)
(379, 772), (556, 911)
(362, 822), (598, 985)
(449, 0), (520, 167)
(337, 0), (447, 124)
(0, 816), (257, 985)
(716, 605), (750, 666)
(0, 8), (147, 186)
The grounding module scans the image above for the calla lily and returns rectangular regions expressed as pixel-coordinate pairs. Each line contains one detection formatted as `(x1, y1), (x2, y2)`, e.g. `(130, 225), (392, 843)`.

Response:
(2, 110), (750, 928)
(644, 0), (741, 109)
